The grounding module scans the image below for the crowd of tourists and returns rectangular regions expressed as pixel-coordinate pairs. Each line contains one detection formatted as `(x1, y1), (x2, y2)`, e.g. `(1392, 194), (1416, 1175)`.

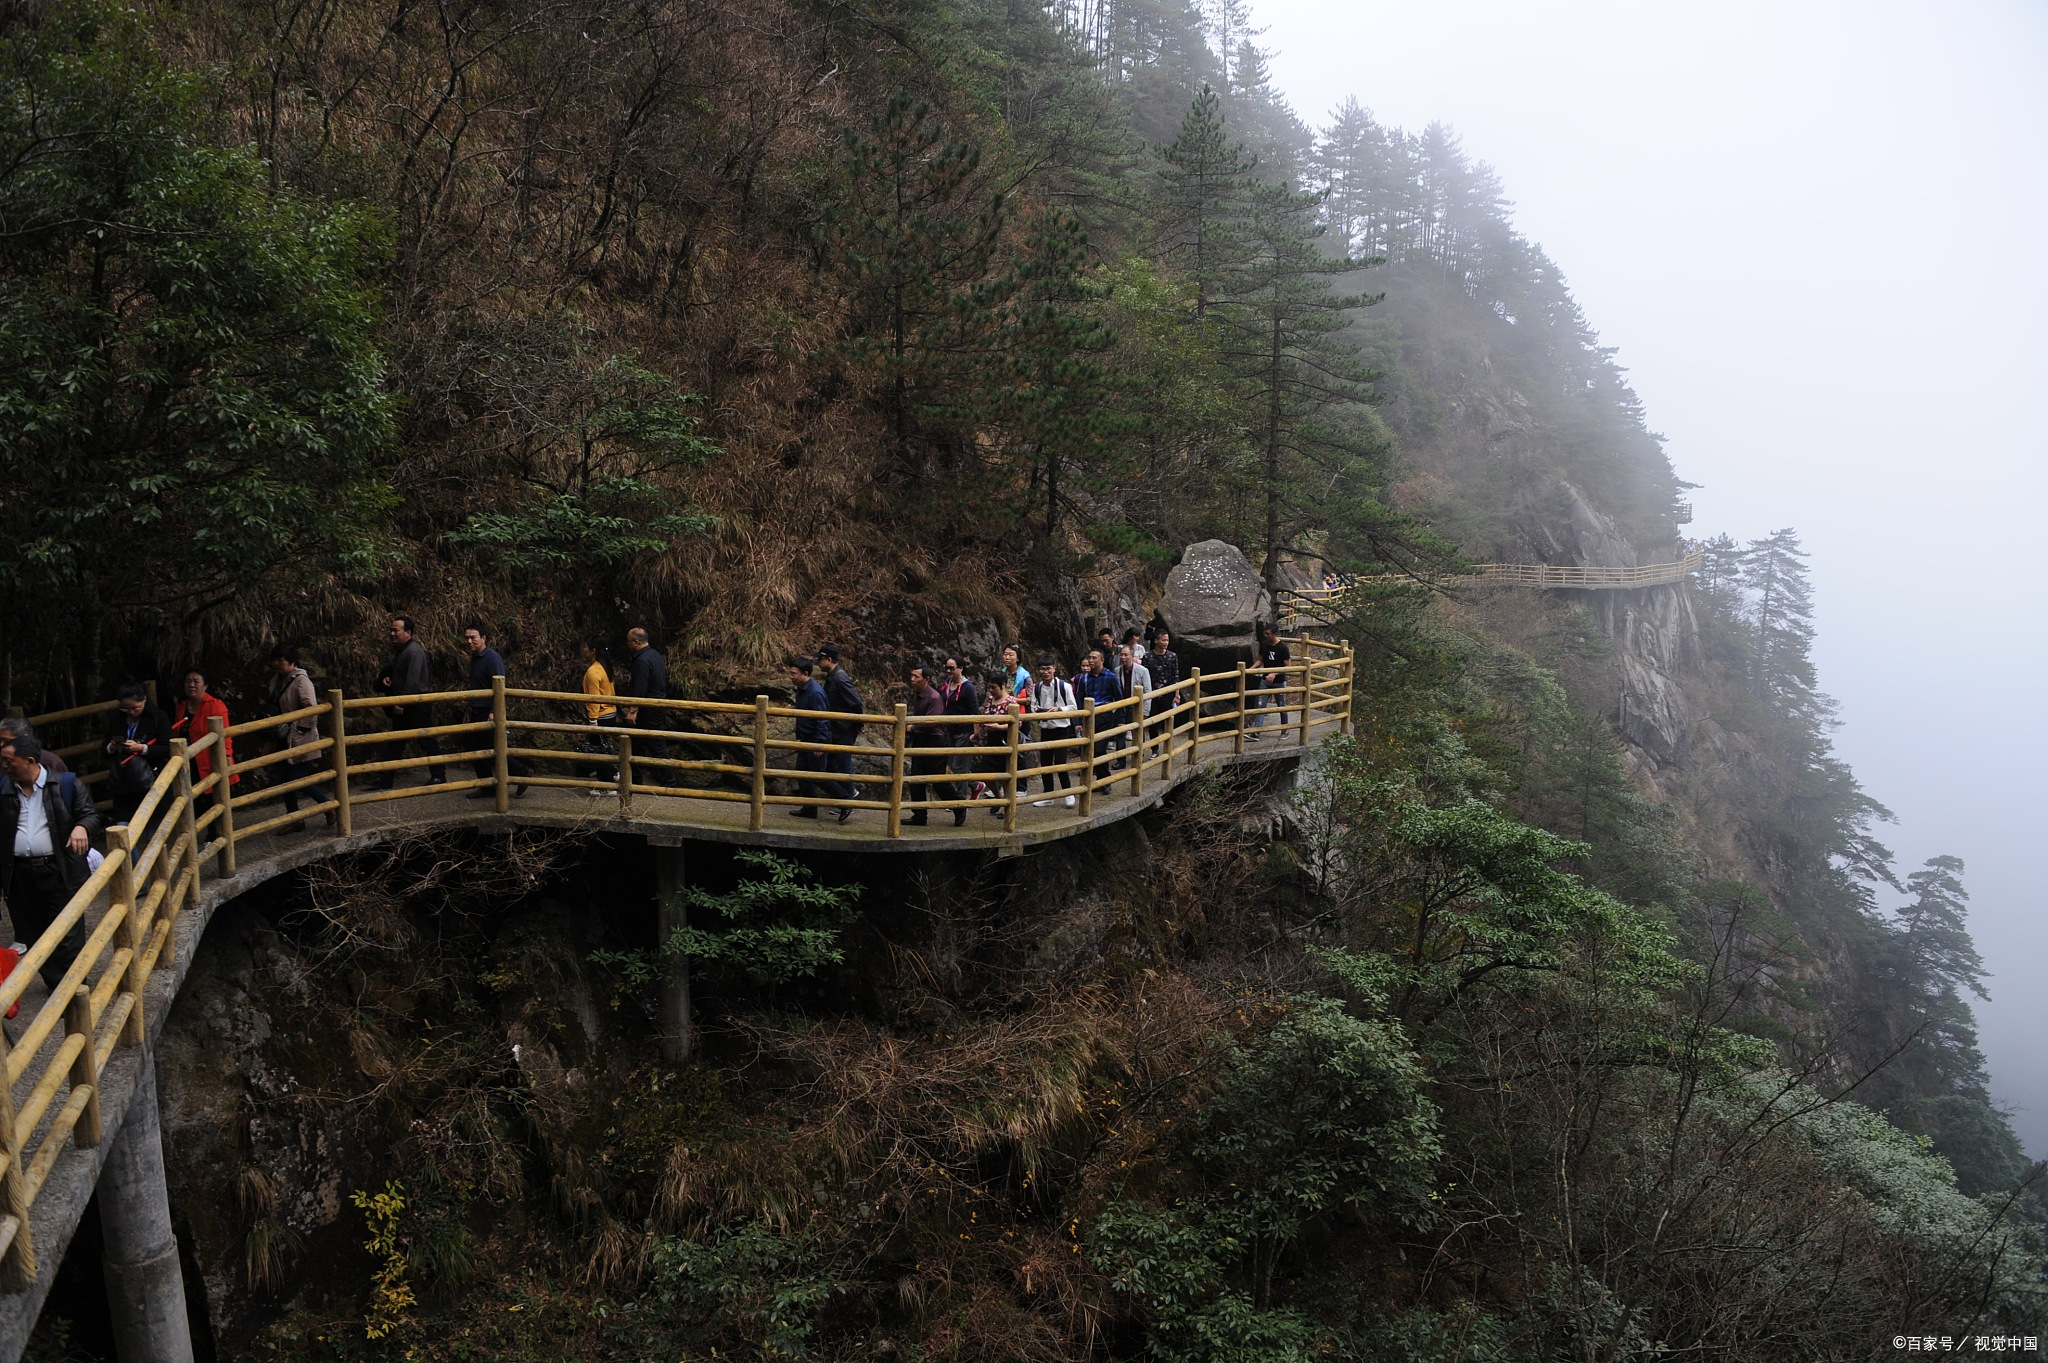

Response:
(0, 616), (1295, 983)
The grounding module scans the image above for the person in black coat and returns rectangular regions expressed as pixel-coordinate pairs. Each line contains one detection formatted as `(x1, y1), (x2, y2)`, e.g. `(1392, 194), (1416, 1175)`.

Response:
(1, 735), (101, 987)
(622, 626), (672, 786)
(372, 614), (446, 788)
(816, 645), (865, 814)
(101, 683), (173, 823)
(784, 657), (838, 821)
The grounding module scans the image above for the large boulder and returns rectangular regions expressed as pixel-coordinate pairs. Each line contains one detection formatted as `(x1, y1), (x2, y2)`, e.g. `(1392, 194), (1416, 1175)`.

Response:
(1158, 540), (1273, 676)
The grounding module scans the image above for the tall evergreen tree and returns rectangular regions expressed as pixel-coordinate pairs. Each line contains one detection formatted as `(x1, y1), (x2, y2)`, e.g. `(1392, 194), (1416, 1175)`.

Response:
(1744, 528), (1821, 720)
(1209, 178), (1388, 584)
(1154, 86), (1257, 317)
(819, 94), (1009, 474)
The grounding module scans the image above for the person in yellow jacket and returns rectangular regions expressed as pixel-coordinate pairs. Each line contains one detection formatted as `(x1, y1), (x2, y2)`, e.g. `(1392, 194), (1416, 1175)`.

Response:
(577, 637), (618, 789)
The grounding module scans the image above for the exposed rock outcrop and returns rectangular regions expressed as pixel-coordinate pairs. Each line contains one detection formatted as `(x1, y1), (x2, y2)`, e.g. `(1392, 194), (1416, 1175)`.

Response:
(1157, 541), (1273, 675)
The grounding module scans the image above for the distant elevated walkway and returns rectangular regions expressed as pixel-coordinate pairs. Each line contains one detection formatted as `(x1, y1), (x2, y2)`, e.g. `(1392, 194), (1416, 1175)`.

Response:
(1280, 550), (1704, 624)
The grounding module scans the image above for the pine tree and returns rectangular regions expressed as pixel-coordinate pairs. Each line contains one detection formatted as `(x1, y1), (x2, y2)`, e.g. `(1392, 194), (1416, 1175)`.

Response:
(1154, 87), (1257, 318)
(819, 94), (1009, 473)
(1743, 528), (1821, 720)
(1209, 178), (1388, 585)
(1896, 855), (1987, 1002)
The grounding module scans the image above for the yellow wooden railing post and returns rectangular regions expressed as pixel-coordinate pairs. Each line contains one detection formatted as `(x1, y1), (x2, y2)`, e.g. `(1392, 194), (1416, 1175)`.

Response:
(1233, 664), (1247, 755)
(170, 738), (201, 902)
(64, 982), (102, 1148)
(616, 731), (635, 814)
(107, 825), (146, 1047)
(886, 704), (908, 838)
(1338, 642), (1352, 735)
(492, 675), (511, 814)
(1129, 696), (1143, 797)
(327, 690), (352, 836)
(1080, 698), (1097, 817)
(1184, 668), (1201, 769)
(1297, 663), (1311, 747)
(0, 1025), (36, 1289)
(749, 695), (770, 832)
(208, 715), (236, 876)
(1003, 708), (1022, 834)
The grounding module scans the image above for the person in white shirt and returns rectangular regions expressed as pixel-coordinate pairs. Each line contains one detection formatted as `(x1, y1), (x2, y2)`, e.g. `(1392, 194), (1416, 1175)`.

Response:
(1, 736), (99, 986)
(1028, 656), (1078, 807)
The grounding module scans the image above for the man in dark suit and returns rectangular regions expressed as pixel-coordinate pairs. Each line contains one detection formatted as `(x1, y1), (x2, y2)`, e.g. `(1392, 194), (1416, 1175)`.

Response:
(1, 735), (100, 986)
(622, 626), (672, 786)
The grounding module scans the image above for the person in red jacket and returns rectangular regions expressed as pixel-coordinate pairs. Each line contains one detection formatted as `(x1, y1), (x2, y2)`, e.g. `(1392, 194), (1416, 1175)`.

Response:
(169, 667), (236, 814)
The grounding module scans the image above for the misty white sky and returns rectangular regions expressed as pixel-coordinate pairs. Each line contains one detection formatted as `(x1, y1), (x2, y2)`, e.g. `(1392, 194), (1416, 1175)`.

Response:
(1251, 0), (2048, 1152)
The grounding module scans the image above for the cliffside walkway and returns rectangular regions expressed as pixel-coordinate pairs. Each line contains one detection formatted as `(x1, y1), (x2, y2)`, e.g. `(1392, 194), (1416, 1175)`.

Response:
(0, 637), (1352, 1353)
(1279, 549), (1705, 624)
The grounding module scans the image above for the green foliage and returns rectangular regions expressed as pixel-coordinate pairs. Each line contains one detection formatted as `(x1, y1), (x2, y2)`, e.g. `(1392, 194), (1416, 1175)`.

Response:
(0, 0), (394, 638)
(1094, 995), (1440, 1352)
(348, 1182), (417, 1341)
(591, 851), (859, 996)
(631, 1220), (845, 1360)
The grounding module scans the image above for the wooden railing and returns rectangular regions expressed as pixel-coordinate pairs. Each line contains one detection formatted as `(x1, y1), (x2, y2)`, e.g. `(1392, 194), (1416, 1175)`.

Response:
(1280, 551), (1705, 622)
(0, 637), (1353, 1287)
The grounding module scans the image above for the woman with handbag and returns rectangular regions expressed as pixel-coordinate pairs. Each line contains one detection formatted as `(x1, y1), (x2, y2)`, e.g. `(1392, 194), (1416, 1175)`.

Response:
(101, 683), (172, 825)
(266, 647), (329, 833)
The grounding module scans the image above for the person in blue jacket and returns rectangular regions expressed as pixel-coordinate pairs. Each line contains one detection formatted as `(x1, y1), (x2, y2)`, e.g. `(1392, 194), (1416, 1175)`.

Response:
(1072, 650), (1126, 783)
(785, 657), (833, 820)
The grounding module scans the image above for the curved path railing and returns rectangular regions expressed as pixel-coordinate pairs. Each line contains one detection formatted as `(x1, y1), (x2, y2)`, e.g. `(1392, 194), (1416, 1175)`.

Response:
(1280, 550), (1704, 624)
(0, 637), (1352, 1295)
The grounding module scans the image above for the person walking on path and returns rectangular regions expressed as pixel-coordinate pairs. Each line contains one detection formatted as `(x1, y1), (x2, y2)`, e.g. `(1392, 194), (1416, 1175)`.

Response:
(169, 667), (236, 815)
(461, 625), (529, 799)
(785, 657), (832, 820)
(1117, 644), (1152, 763)
(815, 645), (864, 819)
(0, 718), (66, 776)
(101, 683), (171, 824)
(999, 645), (1031, 698)
(576, 637), (619, 787)
(266, 646), (330, 832)
(1028, 656), (1077, 806)
(1145, 628), (1182, 753)
(1072, 650), (1125, 783)
(373, 616), (445, 787)
(938, 656), (980, 819)
(623, 626), (672, 787)
(0, 735), (100, 987)
(1252, 622), (1291, 735)
(903, 663), (952, 827)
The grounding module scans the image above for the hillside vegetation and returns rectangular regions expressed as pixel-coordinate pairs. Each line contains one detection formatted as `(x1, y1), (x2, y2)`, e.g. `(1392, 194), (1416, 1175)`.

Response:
(3, 0), (2042, 1359)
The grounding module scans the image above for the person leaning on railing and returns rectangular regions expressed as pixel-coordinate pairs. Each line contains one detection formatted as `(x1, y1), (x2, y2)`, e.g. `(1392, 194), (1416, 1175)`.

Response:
(101, 683), (171, 825)
(0, 735), (99, 987)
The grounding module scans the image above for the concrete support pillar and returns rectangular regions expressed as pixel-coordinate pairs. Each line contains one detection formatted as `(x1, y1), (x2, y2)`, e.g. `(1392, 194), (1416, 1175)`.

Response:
(98, 1056), (195, 1363)
(654, 844), (692, 1063)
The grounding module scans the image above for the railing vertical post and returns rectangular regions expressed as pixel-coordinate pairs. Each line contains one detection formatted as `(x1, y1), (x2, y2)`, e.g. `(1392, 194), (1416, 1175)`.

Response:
(207, 715), (236, 876)
(170, 739), (201, 901)
(492, 675), (511, 814)
(886, 704), (908, 838)
(1298, 663), (1311, 746)
(64, 984), (102, 1148)
(326, 691), (352, 836)
(1233, 664), (1247, 755)
(1185, 668), (1201, 768)
(107, 826), (147, 1046)
(749, 695), (770, 832)
(1340, 642), (1354, 734)
(1003, 708), (1022, 834)
(0, 1026), (36, 1288)
(1129, 697), (1143, 797)
(615, 732), (635, 814)
(1080, 698), (1097, 817)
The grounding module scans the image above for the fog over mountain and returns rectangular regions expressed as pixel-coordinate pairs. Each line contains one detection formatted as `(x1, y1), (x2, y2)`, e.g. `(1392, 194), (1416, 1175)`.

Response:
(1255, 0), (2048, 1154)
